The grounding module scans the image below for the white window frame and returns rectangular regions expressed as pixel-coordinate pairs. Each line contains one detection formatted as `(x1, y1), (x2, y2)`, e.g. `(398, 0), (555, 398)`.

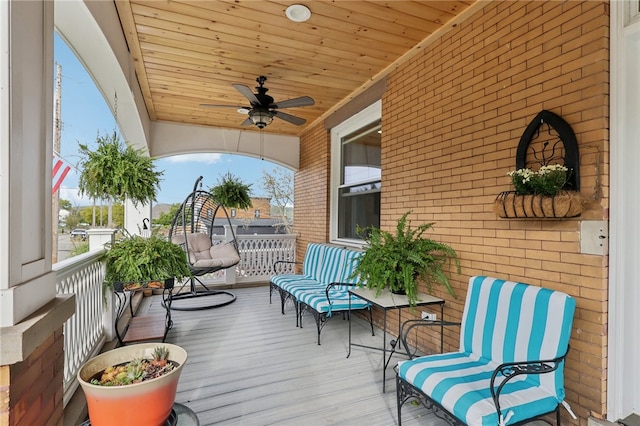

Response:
(627, 0), (640, 24)
(329, 100), (382, 245)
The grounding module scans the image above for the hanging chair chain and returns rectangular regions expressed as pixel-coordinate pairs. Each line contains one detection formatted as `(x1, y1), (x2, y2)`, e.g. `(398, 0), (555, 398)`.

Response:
(114, 92), (118, 122)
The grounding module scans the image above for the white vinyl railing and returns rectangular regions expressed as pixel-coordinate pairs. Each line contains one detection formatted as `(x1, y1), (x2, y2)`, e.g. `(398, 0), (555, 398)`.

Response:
(55, 233), (296, 407)
(199, 233), (297, 283)
(54, 249), (107, 406)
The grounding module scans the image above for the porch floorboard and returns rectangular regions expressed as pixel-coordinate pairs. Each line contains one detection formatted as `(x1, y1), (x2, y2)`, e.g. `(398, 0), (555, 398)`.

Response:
(143, 284), (439, 426)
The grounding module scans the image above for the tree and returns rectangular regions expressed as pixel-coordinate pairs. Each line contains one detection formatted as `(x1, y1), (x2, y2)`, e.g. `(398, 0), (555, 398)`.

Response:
(64, 208), (83, 230)
(155, 203), (181, 226)
(59, 199), (72, 211)
(80, 204), (124, 227)
(261, 167), (293, 233)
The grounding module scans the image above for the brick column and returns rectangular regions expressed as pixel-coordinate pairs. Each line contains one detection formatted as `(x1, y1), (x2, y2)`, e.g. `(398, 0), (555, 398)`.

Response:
(1, 329), (64, 425)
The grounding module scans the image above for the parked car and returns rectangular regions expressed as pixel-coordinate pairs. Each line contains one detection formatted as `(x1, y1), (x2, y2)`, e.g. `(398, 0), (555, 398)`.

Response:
(70, 229), (87, 241)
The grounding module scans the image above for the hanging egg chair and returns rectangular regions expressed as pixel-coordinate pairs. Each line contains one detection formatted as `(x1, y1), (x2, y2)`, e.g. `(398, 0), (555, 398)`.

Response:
(167, 176), (239, 310)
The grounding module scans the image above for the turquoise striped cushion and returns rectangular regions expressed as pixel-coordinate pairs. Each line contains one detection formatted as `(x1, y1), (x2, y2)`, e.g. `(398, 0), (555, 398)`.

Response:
(460, 276), (575, 398)
(274, 275), (324, 295)
(271, 245), (367, 316)
(271, 274), (310, 288)
(298, 288), (370, 316)
(338, 249), (363, 287)
(398, 353), (560, 426)
(315, 246), (346, 284)
(302, 243), (325, 278)
(398, 276), (576, 426)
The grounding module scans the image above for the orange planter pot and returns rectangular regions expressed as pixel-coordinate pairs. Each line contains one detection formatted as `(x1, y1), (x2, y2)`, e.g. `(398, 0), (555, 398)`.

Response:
(78, 343), (188, 426)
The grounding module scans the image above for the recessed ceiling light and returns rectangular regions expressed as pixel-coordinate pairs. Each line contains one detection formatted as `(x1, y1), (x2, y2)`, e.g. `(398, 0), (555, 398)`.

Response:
(286, 4), (311, 22)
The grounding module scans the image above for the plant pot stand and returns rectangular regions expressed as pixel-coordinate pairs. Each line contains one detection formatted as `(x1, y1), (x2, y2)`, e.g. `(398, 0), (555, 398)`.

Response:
(114, 278), (174, 345)
(79, 402), (199, 426)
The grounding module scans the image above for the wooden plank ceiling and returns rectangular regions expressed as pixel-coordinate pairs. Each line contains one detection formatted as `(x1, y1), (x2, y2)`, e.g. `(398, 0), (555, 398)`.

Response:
(115, 0), (474, 136)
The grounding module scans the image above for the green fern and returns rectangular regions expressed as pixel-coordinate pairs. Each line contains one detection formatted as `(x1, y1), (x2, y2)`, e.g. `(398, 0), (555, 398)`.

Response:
(78, 131), (163, 207)
(352, 211), (461, 307)
(102, 234), (191, 292)
(210, 172), (253, 210)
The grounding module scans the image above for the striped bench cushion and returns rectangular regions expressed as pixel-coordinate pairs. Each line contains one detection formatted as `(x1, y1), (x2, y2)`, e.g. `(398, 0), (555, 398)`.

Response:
(314, 245), (348, 284)
(296, 288), (370, 316)
(398, 276), (576, 426)
(301, 243), (326, 278)
(274, 275), (325, 295)
(272, 244), (364, 294)
(271, 243), (369, 317)
(336, 249), (363, 287)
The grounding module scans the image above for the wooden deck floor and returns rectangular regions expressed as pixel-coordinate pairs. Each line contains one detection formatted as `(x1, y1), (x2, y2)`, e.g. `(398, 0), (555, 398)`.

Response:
(142, 284), (444, 426)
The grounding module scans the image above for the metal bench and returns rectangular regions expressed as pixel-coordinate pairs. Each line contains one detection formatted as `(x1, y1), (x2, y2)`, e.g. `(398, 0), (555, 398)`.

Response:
(270, 243), (373, 345)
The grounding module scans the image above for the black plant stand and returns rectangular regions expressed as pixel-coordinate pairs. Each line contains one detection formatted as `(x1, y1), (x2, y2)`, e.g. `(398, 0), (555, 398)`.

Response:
(114, 278), (174, 345)
(80, 402), (199, 426)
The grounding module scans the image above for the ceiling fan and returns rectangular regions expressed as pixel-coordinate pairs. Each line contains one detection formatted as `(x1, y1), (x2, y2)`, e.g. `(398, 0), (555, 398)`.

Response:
(200, 76), (315, 129)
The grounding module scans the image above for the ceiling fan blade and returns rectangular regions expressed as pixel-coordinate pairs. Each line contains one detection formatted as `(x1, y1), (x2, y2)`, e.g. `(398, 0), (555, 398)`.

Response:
(232, 83), (260, 105)
(270, 96), (315, 109)
(273, 111), (306, 126)
(200, 104), (248, 109)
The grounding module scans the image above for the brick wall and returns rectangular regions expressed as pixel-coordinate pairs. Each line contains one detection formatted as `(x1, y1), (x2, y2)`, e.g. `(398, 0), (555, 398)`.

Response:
(0, 328), (65, 426)
(232, 197), (272, 219)
(293, 121), (331, 268)
(296, 0), (609, 423)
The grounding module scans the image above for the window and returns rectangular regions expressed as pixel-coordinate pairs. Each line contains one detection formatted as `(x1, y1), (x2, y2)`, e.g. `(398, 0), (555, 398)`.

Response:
(254, 209), (260, 218)
(331, 101), (381, 242)
(633, 0), (640, 23)
(627, 0), (640, 24)
(230, 208), (236, 218)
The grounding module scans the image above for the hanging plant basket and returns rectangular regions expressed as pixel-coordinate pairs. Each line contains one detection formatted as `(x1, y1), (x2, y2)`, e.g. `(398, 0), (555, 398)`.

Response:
(494, 190), (583, 219)
(210, 172), (253, 210)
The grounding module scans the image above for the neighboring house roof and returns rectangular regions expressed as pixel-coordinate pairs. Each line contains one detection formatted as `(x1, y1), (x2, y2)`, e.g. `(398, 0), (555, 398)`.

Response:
(151, 203), (172, 220)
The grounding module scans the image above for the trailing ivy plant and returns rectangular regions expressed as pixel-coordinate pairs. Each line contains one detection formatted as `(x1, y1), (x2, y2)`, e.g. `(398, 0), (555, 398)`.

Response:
(78, 131), (163, 207)
(351, 211), (461, 307)
(210, 172), (253, 210)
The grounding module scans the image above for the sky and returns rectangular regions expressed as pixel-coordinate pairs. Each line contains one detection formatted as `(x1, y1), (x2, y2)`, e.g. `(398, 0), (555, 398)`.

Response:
(54, 33), (291, 207)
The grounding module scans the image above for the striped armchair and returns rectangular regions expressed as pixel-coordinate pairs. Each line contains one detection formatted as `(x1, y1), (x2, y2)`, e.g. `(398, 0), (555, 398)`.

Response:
(396, 276), (577, 426)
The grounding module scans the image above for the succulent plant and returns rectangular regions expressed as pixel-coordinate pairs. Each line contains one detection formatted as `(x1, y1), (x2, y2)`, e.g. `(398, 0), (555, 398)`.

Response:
(90, 346), (175, 386)
(153, 346), (169, 362)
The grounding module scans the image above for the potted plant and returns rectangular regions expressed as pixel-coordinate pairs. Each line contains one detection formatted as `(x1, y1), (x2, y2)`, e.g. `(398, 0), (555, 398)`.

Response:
(77, 130), (163, 207)
(76, 131), (190, 290)
(494, 163), (583, 218)
(78, 343), (187, 426)
(101, 232), (191, 293)
(210, 171), (253, 210)
(352, 211), (461, 307)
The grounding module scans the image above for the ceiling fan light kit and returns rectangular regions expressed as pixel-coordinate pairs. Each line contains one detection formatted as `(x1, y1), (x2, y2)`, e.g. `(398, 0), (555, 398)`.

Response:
(249, 110), (273, 129)
(286, 4), (311, 22)
(200, 76), (315, 129)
